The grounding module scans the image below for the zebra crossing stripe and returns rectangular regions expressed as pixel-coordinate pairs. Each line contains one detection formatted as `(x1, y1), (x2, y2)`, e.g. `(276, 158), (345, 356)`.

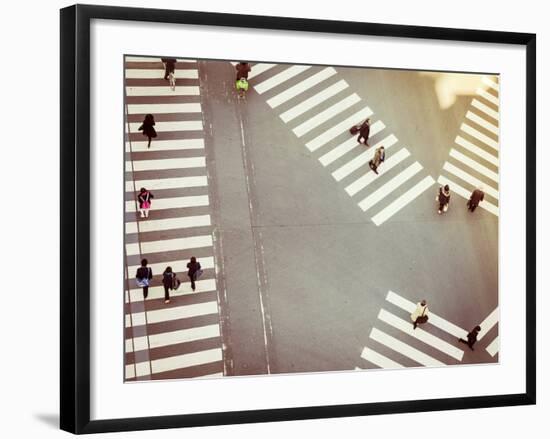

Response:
(125, 195), (210, 213)
(125, 57), (196, 63)
(124, 69), (199, 79)
(254, 65), (311, 94)
(127, 301), (219, 327)
(466, 111), (499, 135)
(127, 279), (217, 303)
(377, 309), (464, 361)
(369, 328), (444, 367)
(346, 148), (410, 197)
(476, 88), (499, 106)
(318, 120), (385, 166)
(280, 80), (349, 123)
(127, 103), (202, 114)
(360, 347), (404, 369)
(126, 175), (208, 192)
(358, 162), (422, 212)
(485, 336), (499, 357)
(127, 157), (205, 172)
(126, 324), (220, 353)
(471, 99), (498, 120)
(293, 94), (361, 137)
(477, 307), (499, 340)
(126, 139), (205, 152)
(126, 234), (213, 256)
(125, 362), (149, 379)
(437, 176), (499, 216)
(442, 162), (499, 200)
(266, 67), (337, 108)
(449, 149), (498, 183)
(126, 215), (211, 234)
(482, 76), (499, 92)
(149, 348), (223, 375)
(305, 106), (373, 152)
(128, 257), (215, 280)
(247, 63), (277, 79)
(460, 123), (499, 151)
(128, 120), (203, 133)
(125, 86), (200, 96)
(454, 136), (498, 167)
(332, 134), (398, 182)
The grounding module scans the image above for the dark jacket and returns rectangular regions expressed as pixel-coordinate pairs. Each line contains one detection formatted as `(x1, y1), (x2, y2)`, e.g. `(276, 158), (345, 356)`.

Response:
(236, 63), (251, 80)
(438, 187), (451, 205)
(162, 270), (175, 288)
(470, 189), (485, 205)
(187, 261), (201, 276)
(136, 266), (152, 280)
(162, 58), (176, 73)
(138, 114), (157, 138)
(137, 191), (154, 208)
(359, 121), (370, 138)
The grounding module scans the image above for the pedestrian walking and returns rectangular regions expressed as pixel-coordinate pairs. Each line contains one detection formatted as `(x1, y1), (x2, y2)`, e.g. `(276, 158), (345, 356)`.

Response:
(235, 62), (251, 81)
(356, 118), (371, 146)
(459, 325), (481, 351)
(162, 266), (177, 304)
(368, 146), (385, 174)
(161, 57), (176, 80)
(135, 258), (153, 299)
(186, 256), (202, 292)
(138, 113), (157, 148)
(410, 299), (429, 330)
(467, 186), (485, 212)
(137, 187), (154, 218)
(436, 184), (451, 214)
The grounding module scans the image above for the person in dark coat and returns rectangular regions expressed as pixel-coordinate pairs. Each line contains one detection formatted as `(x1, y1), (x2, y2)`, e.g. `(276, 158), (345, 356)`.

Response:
(138, 114), (157, 148)
(186, 256), (202, 292)
(161, 58), (177, 80)
(162, 266), (175, 304)
(135, 258), (153, 299)
(357, 118), (371, 146)
(368, 146), (385, 175)
(137, 187), (154, 218)
(437, 184), (451, 214)
(467, 187), (485, 212)
(459, 325), (481, 351)
(235, 62), (251, 81)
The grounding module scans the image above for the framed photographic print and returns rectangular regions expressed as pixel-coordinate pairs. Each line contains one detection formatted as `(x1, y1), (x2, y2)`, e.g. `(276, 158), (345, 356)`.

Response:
(60, 4), (536, 434)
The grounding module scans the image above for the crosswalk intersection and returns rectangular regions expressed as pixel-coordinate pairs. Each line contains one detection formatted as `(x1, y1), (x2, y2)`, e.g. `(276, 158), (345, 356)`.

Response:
(124, 56), (225, 381)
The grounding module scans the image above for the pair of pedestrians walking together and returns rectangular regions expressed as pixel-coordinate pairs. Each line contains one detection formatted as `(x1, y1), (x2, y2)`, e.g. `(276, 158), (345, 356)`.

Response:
(436, 185), (486, 215)
(350, 118), (386, 174)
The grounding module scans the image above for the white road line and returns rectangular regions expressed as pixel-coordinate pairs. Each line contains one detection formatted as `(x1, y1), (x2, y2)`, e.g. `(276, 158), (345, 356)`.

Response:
(128, 257), (214, 281)
(128, 121), (203, 133)
(477, 307), (499, 340)
(126, 278), (217, 303)
(150, 348), (223, 375)
(455, 136), (498, 167)
(437, 176), (499, 216)
(476, 88), (499, 106)
(386, 290), (468, 339)
(306, 106), (373, 152)
(126, 234), (213, 256)
(371, 176), (435, 226)
(126, 195), (209, 213)
(127, 103), (202, 114)
(369, 328), (444, 367)
(280, 80), (349, 123)
(466, 111), (499, 135)
(361, 347), (404, 369)
(482, 76), (500, 92)
(125, 364), (137, 379)
(126, 175), (208, 192)
(461, 123), (499, 151)
(292, 94), (361, 137)
(126, 215), (211, 234)
(332, 134), (398, 182)
(128, 301), (219, 326)
(449, 148), (499, 183)
(127, 324), (220, 353)
(347, 148), (410, 197)
(266, 68), (337, 108)
(127, 157), (205, 172)
(359, 162), (422, 212)
(125, 86), (200, 96)
(471, 99), (499, 120)
(125, 69), (199, 79)
(125, 57), (196, 63)
(486, 336), (499, 357)
(319, 120), (384, 166)
(443, 162), (499, 200)
(126, 139), (205, 152)
(254, 65), (311, 94)
(248, 63), (277, 79)
(378, 309), (464, 361)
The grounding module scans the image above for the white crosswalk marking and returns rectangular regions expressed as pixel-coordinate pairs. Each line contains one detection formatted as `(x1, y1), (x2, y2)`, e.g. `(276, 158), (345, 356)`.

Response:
(248, 63), (277, 79)
(471, 99), (498, 120)
(486, 336), (499, 357)
(476, 88), (499, 106)
(482, 76), (499, 92)
(125, 195), (209, 213)
(267, 68), (337, 108)
(477, 307), (499, 340)
(128, 120), (203, 133)
(125, 69), (199, 79)
(127, 325), (220, 353)
(126, 139), (205, 152)
(437, 176), (499, 216)
(126, 215), (211, 234)
(125, 57), (196, 63)
(466, 111), (499, 135)
(150, 348), (223, 375)
(126, 86), (200, 96)
(127, 103), (202, 114)
(126, 235), (213, 256)
(126, 176), (208, 192)
(460, 123), (499, 151)
(449, 149), (498, 183)
(126, 279), (217, 303)
(126, 157), (205, 172)
(369, 328), (445, 367)
(442, 162), (499, 200)
(454, 136), (498, 167)
(361, 347), (404, 369)
(128, 301), (219, 327)
(280, 80), (349, 123)
(255, 65), (311, 94)
(371, 176), (435, 226)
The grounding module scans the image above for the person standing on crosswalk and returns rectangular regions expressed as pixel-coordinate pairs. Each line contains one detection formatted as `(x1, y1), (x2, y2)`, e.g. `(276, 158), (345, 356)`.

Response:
(459, 325), (481, 351)
(138, 113), (157, 148)
(467, 186), (485, 212)
(135, 258), (153, 299)
(186, 256), (202, 292)
(137, 187), (154, 218)
(411, 300), (429, 330)
(436, 184), (451, 214)
(369, 146), (385, 175)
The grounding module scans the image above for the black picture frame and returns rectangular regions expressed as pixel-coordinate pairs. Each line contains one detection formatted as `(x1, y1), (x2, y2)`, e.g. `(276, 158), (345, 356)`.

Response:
(60, 4), (536, 434)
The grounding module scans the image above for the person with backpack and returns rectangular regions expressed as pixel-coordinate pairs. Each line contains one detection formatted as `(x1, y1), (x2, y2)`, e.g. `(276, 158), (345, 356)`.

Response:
(137, 187), (154, 218)
(135, 258), (153, 299)
(411, 299), (429, 330)
(186, 256), (202, 292)
(162, 266), (178, 304)
(138, 113), (157, 148)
